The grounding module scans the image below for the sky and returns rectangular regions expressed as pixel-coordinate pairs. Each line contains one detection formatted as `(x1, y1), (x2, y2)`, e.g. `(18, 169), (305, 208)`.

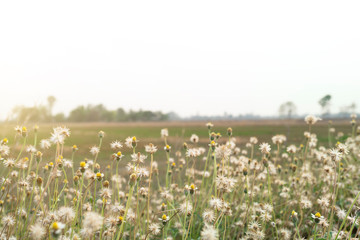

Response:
(0, 0), (359, 119)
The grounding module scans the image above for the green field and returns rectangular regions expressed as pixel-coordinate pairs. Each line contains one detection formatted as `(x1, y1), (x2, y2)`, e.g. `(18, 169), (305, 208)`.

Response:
(0, 119), (352, 165)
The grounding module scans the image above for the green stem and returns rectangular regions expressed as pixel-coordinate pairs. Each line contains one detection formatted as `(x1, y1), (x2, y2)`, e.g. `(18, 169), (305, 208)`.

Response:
(165, 152), (170, 189)
(213, 154), (217, 197)
(335, 191), (360, 239)
(93, 180), (97, 210)
(348, 216), (358, 239)
(117, 184), (135, 240)
(146, 153), (154, 231)
(267, 166), (279, 240)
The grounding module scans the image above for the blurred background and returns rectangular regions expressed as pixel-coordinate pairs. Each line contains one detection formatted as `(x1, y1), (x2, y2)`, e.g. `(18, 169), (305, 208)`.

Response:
(0, 0), (359, 124)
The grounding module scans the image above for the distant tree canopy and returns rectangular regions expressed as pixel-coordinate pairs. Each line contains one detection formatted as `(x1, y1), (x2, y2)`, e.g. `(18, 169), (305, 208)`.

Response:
(319, 94), (332, 116)
(47, 96), (56, 115)
(11, 105), (52, 123)
(279, 101), (297, 119)
(68, 104), (114, 122)
(10, 102), (170, 123)
(339, 102), (357, 117)
(8, 96), (359, 123)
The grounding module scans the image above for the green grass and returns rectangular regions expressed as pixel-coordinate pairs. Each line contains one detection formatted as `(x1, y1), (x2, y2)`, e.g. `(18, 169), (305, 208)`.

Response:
(0, 120), (352, 168)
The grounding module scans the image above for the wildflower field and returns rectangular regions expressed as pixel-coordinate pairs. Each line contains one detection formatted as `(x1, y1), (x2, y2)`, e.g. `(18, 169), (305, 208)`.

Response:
(0, 117), (358, 240)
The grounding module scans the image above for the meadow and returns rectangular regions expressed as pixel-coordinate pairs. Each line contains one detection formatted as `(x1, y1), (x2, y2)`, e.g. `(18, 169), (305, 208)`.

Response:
(0, 120), (351, 161)
(0, 118), (358, 239)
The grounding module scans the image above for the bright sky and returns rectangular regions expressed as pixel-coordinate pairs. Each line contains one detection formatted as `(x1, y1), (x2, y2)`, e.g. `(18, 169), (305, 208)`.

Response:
(1, 0), (359, 118)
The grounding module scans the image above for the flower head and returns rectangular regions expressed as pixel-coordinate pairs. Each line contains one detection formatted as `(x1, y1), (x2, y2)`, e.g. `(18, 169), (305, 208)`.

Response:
(259, 143), (271, 155)
(305, 115), (321, 125)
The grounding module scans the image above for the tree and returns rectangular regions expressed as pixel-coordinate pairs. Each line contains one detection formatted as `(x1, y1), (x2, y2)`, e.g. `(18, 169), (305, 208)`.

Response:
(68, 105), (86, 122)
(53, 113), (66, 122)
(11, 105), (49, 123)
(318, 95), (332, 116)
(115, 108), (127, 121)
(47, 96), (56, 120)
(9, 96), (171, 122)
(349, 102), (357, 114)
(279, 101), (297, 119)
(339, 102), (357, 117)
(167, 111), (181, 121)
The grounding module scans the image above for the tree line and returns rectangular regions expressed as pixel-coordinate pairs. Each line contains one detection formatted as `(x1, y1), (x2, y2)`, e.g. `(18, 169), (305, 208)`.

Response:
(8, 96), (170, 123)
(6, 95), (358, 123)
(279, 94), (357, 119)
